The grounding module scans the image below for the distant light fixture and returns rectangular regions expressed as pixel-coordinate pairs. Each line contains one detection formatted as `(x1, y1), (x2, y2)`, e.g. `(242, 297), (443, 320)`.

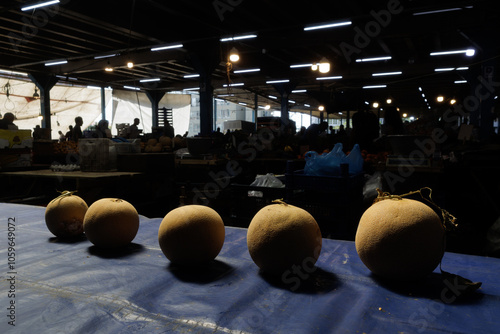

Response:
(124, 85), (140, 91)
(372, 102), (379, 108)
(21, 0), (60, 11)
(127, 61), (134, 68)
(45, 60), (67, 66)
(363, 85), (387, 89)
(304, 104), (311, 108)
(292, 89), (307, 93)
(229, 47), (239, 62)
(184, 87), (200, 91)
(437, 95), (445, 102)
(33, 88), (40, 99)
(105, 65), (113, 72)
(220, 34), (257, 42)
(94, 54), (118, 59)
(37, 113), (44, 120)
(386, 98), (392, 104)
(234, 68), (260, 74)
(430, 49), (475, 57)
(239, 102), (247, 106)
(372, 71), (402, 76)
(450, 99), (457, 105)
(268, 95), (278, 99)
(266, 79), (290, 84)
(456, 67), (469, 71)
(402, 113), (408, 118)
(304, 21), (352, 31)
(0, 69), (28, 76)
(418, 87), (423, 91)
(184, 74), (200, 78)
(455, 80), (467, 84)
(223, 83), (244, 87)
(316, 76), (342, 80)
(140, 78), (161, 83)
(355, 56), (392, 63)
(413, 7), (463, 16)
(290, 63), (314, 68)
(151, 44), (183, 52)
(56, 75), (77, 81)
(318, 106), (325, 111)
(434, 68), (455, 72)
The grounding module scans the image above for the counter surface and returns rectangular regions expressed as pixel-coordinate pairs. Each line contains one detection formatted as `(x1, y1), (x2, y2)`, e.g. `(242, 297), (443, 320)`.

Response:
(0, 203), (498, 333)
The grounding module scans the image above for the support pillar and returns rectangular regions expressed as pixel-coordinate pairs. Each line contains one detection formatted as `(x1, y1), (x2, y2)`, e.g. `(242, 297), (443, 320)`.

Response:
(100, 87), (106, 120)
(28, 73), (58, 129)
(272, 82), (295, 134)
(146, 91), (166, 129)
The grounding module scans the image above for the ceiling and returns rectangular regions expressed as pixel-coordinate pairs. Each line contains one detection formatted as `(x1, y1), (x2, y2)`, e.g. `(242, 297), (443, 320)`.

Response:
(1, 0), (499, 118)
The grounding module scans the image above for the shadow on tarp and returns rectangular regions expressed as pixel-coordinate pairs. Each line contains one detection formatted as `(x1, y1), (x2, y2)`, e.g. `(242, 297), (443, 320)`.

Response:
(259, 266), (339, 294)
(372, 272), (484, 305)
(87, 242), (145, 259)
(167, 260), (235, 284)
(49, 234), (88, 244)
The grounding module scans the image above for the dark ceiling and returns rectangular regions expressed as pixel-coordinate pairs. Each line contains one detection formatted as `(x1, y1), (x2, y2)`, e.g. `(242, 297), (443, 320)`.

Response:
(1, 0), (499, 117)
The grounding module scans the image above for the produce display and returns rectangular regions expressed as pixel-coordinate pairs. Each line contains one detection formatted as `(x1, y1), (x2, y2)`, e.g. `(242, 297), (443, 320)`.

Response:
(246, 200), (322, 276)
(45, 191), (88, 238)
(158, 205), (225, 266)
(83, 198), (140, 248)
(355, 189), (447, 280)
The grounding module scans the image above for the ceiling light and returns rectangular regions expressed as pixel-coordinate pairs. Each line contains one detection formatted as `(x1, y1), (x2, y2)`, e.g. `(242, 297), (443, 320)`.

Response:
(266, 79), (290, 84)
(184, 87), (200, 91)
(402, 113), (408, 118)
(304, 104), (311, 108)
(105, 63), (113, 72)
(21, 0), (60, 11)
(292, 89), (307, 93)
(220, 34), (257, 42)
(434, 68), (455, 72)
(290, 63), (313, 68)
(455, 80), (467, 84)
(264, 105), (271, 110)
(372, 71), (402, 76)
(37, 113), (44, 120)
(450, 99), (457, 105)
(363, 85), (387, 89)
(430, 49), (475, 57)
(413, 8), (463, 16)
(223, 83), (244, 87)
(151, 44), (183, 52)
(268, 95), (278, 99)
(456, 67), (469, 71)
(318, 106), (325, 111)
(140, 78), (161, 83)
(372, 102), (379, 108)
(94, 54), (118, 59)
(318, 62), (330, 73)
(418, 87), (423, 91)
(124, 85), (140, 91)
(304, 21), (352, 31)
(316, 76), (342, 80)
(184, 74), (200, 78)
(386, 98), (392, 104)
(127, 61), (134, 68)
(45, 60), (67, 66)
(33, 88), (40, 99)
(437, 95), (444, 102)
(234, 68), (260, 74)
(355, 56), (392, 63)
(229, 47), (239, 62)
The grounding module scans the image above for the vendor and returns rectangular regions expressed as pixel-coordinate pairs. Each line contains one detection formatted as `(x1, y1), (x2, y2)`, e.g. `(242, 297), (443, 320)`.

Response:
(0, 112), (18, 130)
(129, 118), (141, 139)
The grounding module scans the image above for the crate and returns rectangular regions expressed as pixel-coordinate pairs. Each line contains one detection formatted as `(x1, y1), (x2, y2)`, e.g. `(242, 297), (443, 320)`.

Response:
(78, 138), (116, 171)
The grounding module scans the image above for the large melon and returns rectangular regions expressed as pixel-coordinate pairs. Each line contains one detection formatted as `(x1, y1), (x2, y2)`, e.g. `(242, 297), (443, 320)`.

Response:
(247, 202), (322, 276)
(355, 198), (445, 280)
(83, 198), (139, 248)
(45, 193), (88, 238)
(158, 205), (225, 265)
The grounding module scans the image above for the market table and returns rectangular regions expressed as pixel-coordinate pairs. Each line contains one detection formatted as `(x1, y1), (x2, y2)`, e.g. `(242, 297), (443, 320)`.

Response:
(1, 203), (499, 333)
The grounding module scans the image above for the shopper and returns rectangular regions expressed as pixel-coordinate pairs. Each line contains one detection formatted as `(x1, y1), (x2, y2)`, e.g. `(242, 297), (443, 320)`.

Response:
(0, 112), (18, 130)
(129, 118), (141, 139)
(72, 116), (83, 142)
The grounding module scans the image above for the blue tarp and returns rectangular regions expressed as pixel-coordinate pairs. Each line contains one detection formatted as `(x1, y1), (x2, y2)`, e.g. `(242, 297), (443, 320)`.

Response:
(0, 202), (499, 333)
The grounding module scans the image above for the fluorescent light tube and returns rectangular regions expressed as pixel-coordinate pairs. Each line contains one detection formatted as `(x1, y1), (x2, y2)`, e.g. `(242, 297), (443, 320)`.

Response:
(223, 83), (244, 87)
(434, 68), (455, 72)
(140, 78), (161, 83)
(363, 85), (387, 89)
(292, 90), (307, 93)
(234, 68), (260, 74)
(220, 34), (257, 42)
(151, 44), (183, 51)
(21, 0), (60, 11)
(268, 95), (278, 99)
(45, 60), (67, 66)
(356, 56), (392, 62)
(266, 79), (289, 84)
(455, 80), (467, 84)
(316, 76), (343, 80)
(184, 87), (200, 91)
(372, 71), (402, 76)
(430, 49), (475, 56)
(94, 54), (118, 59)
(124, 86), (141, 91)
(184, 74), (200, 78)
(413, 8), (462, 16)
(290, 64), (314, 68)
(0, 69), (28, 76)
(304, 21), (352, 31)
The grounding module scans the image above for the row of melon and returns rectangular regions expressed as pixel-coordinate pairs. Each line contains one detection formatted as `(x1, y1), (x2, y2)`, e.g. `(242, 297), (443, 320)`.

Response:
(143, 136), (186, 153)
(45, 192), (446, 280)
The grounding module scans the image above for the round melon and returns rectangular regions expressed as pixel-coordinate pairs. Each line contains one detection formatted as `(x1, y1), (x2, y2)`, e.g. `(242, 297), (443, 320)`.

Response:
(158, 205), (225, 265)
(355, 198), (445, 280)
(83, 198), (139, 248)
(147, 138), (158, 146)
(247, 202), (322, 276)
(159, 136), (172, 147)
(45, 193), (88, 238)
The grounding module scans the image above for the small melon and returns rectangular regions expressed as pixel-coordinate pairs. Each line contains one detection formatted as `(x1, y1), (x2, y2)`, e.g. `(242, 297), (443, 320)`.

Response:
(147, 138), (158, 146)
(152, 143), (163, 152)
(159, 136), (172, 147)
(158, 205), (225, 265)
(45, 193), (88, 238)
(247, 202), (322, 276)
(83, 198), (139, 248)
(355, 198), (445, 280)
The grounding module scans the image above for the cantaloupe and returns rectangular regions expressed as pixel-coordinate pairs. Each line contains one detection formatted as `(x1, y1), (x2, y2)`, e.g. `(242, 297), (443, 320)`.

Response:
(159, 136), (171, 148)
(45, 192), (88, 238)
(355, 198), (445, 280)
(247, 202), (322, 276)
(158, 205), (225, 266)
(83, 198), (139, 248)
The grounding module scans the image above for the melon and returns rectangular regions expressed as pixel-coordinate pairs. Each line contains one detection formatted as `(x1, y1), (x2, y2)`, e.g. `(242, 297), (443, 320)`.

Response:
(83, 198), (139, 248)
(247, 202), (322, 276)
(158, 205), (225, 265)
(355, 198), (445, 280)
(147, 138), (158, 146)
(159, 136), (172, 148)
(45, 192), (88, 238)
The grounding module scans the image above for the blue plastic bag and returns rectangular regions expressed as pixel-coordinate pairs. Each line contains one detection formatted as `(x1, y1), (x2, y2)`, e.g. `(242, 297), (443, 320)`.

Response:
(304, 143), (363, 176)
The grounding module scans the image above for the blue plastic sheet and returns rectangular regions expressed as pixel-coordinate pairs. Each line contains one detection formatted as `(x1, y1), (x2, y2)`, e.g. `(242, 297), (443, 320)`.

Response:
(1, 202), (499, 333)
(304, 143), (364, 177)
